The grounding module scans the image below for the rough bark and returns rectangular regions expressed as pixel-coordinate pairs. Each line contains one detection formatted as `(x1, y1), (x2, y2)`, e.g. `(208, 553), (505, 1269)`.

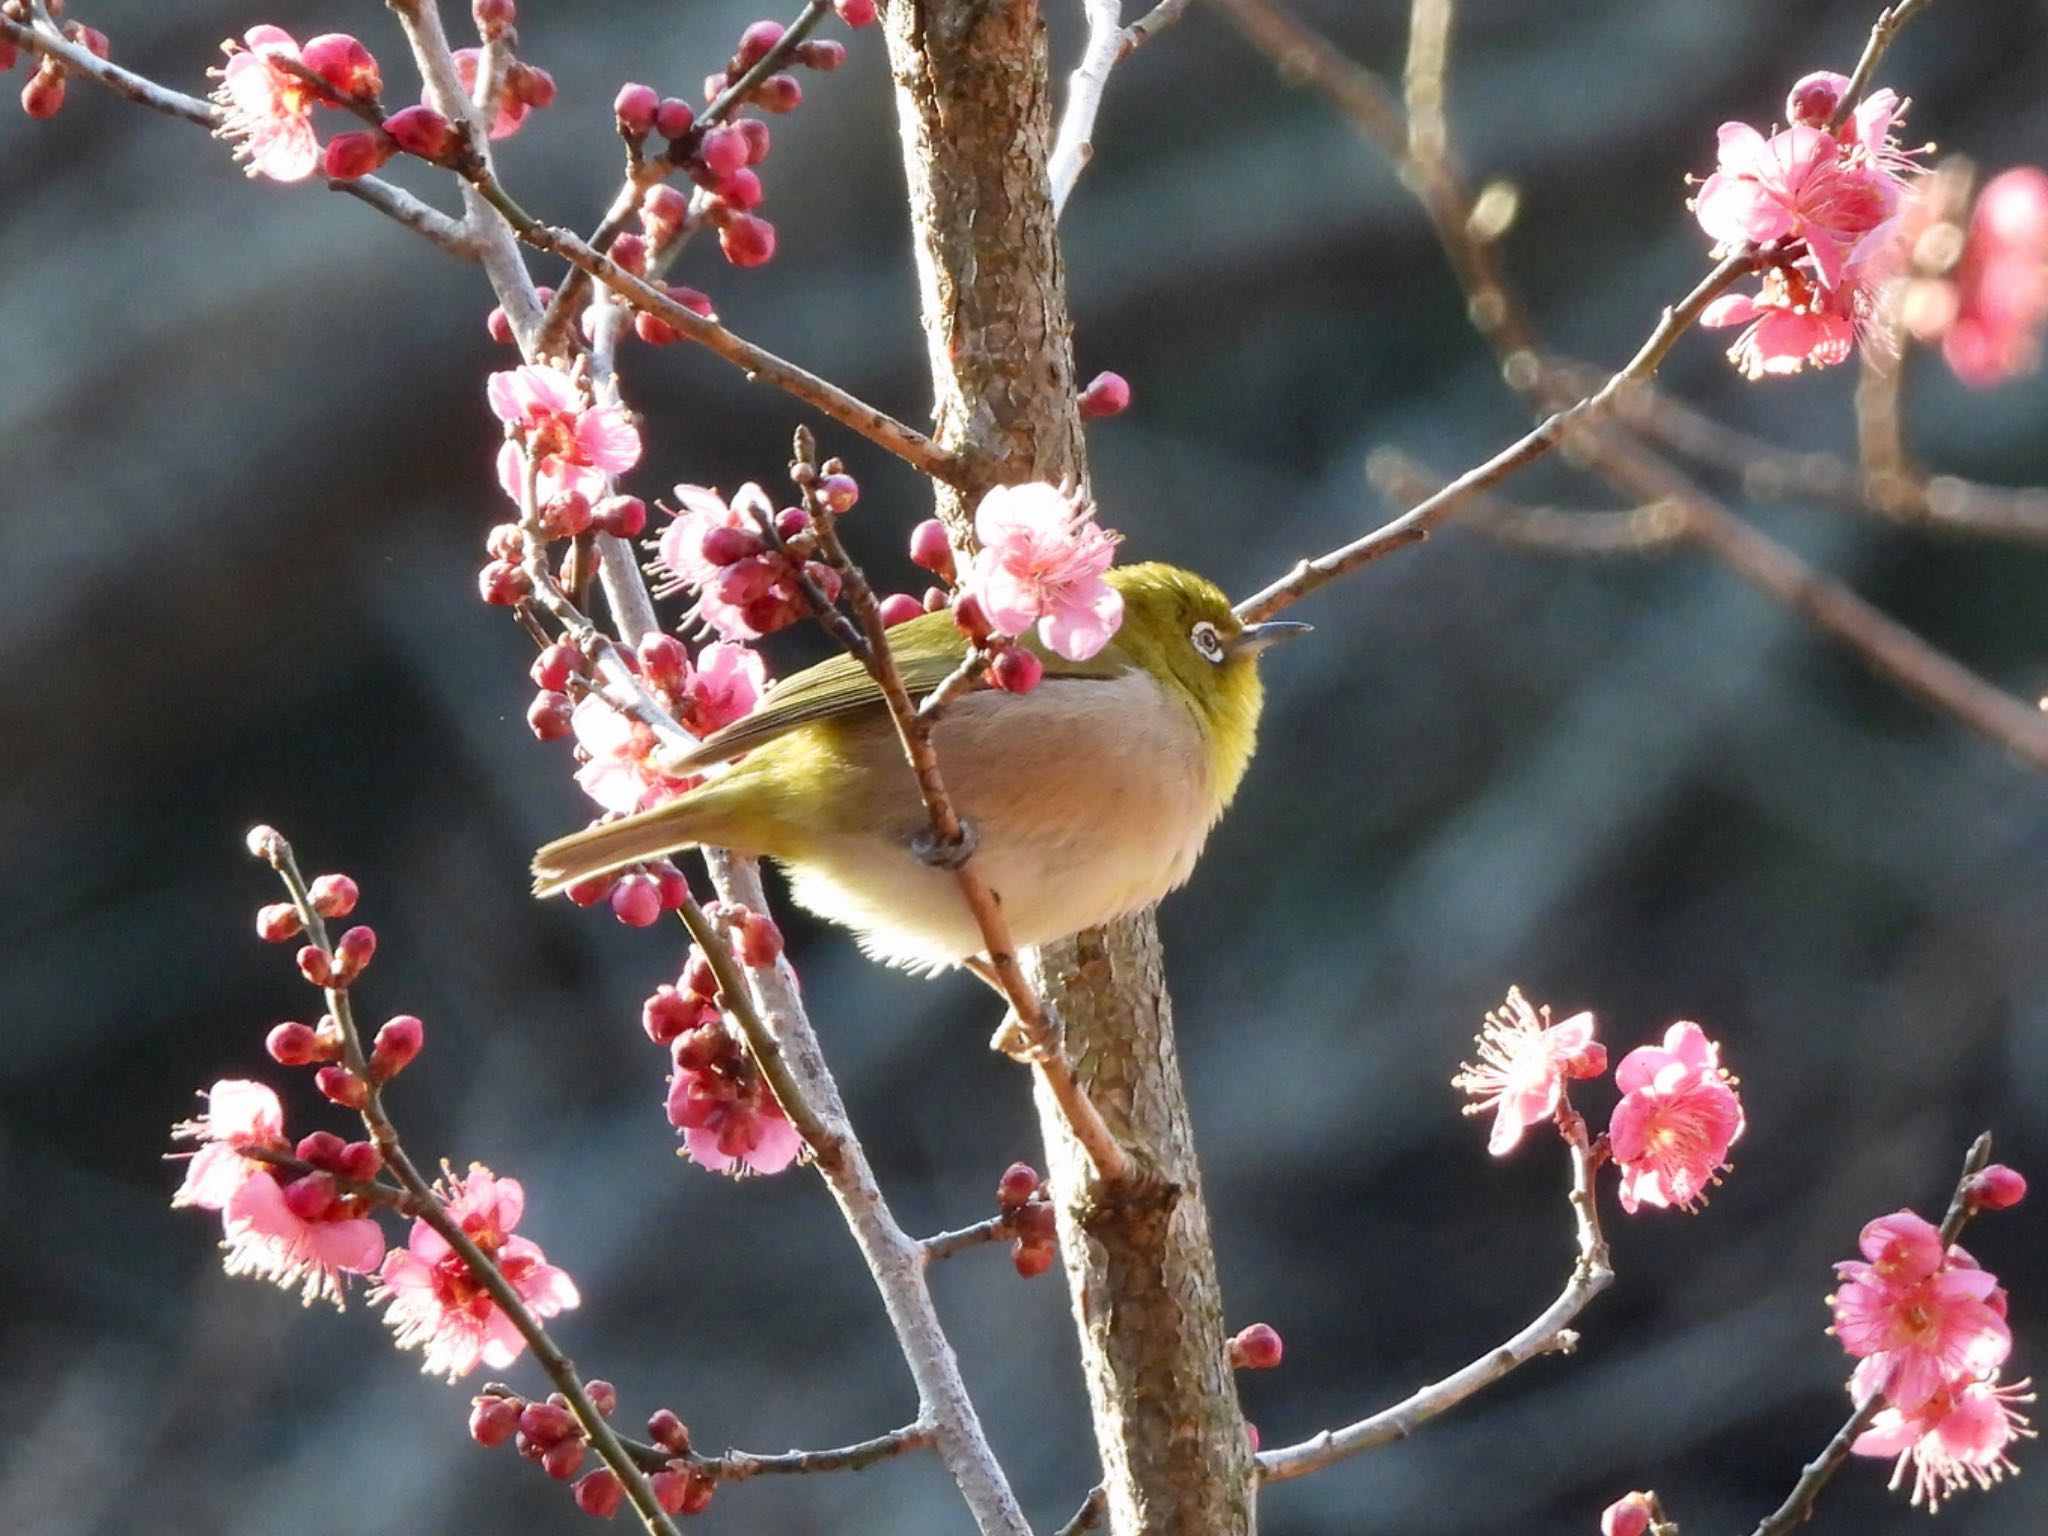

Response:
(880, 3), (1256, 1530)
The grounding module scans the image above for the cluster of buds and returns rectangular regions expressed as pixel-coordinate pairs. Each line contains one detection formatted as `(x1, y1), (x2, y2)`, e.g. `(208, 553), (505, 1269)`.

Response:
(3, 2), (106, 121)
(473, 1388), (715, 1519)
(657, 481), (846, 640)
(649, 932), (802, 1177)
(995, 1162), (1058, 1277)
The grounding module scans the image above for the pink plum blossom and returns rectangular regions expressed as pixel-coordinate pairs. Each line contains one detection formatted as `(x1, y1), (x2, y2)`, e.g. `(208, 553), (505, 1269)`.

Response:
(210, 27), (333, 182)
(964, 483), (1123, 662)
(667, 1058), (803, 1177)
(1607, 1022), (1744, 1213)
(1832, 1210), (2011, 1412)
(373, 1165), (579, 1380)
(486, 365), (642, 509)
(1451, 988), (1607, 1156)
(1923, 168), (2048, 387)
(1701, 270), (1860, 378)
(1851, 1372), (2035, 1510)
(654, 483), (821, 641)
(570, 641), (767, 814)
(172, 1079), (288, 1210)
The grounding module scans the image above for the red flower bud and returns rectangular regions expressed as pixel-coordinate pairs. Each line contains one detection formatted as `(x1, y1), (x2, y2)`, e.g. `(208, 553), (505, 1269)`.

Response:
(336, 1141), (383, 1182)
(322, 130), (394, 182)
(257, 902), (304, 943)
(531, 642), (582, 693)
(701, 525), (765, 567)
(573, 1469), (623, 1518)
(542, 1438), (586, 1480)
(775, 506), (811, 540)
(295, 1131), (348, 1168)
(990, 646), (1044, 694)
(952, 591), (992, 642)
(0, 39), (18, 71)
(1969, 1164), (2027, 1210)
(735, 20), (786, 70)
(520, 1400), (578, 1444)
(266, 1021), (326, 1065)
(1784, 72), (1845, 130)
(479, 560), (533, 606)
(473, 0), (517, 39)
(67, 26), (108, 61)
(613, 81), (658, 136)
(485, 305), (517, 344)
(22, 63), (66, 120)
(1077, 370), (1131, 419)
(528, 689), (574, 741)
(301, 34), (382, 101)
(1229, 1322), (1284, 1370)
(593, 495), (647, 539)
(1012, 1240), (1056, 1278)
(737, 911), (784, 966)
(754, 73), (801, 114)
(646, 1409), (692, 1452)
(470, 1395), (522, 1446)
(315, 1065), (369, 1109)
(638, 632), (689, 688)
(384, 104), (459, 161)
(650, 1469), (692, 1514)
(877, 593), (924, 628)
(1601, 1493), (1656, 1536)
(1563, 1040), (1608, 1080)
(1013, 1201), (1057, 1243)
(297, 945), (334, 987)
(283, 1172), (337, 1222)
(654, 97), (695, 140)
(653, 862), (691, 910)
(713, 166), (764, 213)
(510, 63), (555, 109)
(996, 1162), (1040, 1209)
(634, 311), (680, 346)
(584, 1380), (618, 1417)
(608, 231), (649, 276)
(643, 985), (694, 1045)
(682, 950), (718, 1001)
(908, 518), (955, 580)
(815, 472), (859, 513)
(309, 874), (359, 919)
(678, 1476), (716, 1515)
(834, 0), (878, 26)
(736, 118), (771, 164)
(370, 1014), (424, 1079)
(798, 39), (847, 71)
(333, 924), (377, 978)
(565, 873), (616, 908)
(610, 873), (663, 928)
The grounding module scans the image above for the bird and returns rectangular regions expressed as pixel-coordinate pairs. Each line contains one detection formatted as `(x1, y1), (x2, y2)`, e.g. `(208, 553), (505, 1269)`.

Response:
(532, 562), (1309, 971)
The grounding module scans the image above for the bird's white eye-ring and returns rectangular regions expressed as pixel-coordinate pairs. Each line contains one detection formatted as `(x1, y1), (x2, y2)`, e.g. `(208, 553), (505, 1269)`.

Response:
(1191, 620), (1226, 664)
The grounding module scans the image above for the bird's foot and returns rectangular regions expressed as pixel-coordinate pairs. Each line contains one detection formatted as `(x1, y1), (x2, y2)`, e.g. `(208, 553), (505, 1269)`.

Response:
(990, 1000), (1064, 1064)
(912, 818), (979, 869)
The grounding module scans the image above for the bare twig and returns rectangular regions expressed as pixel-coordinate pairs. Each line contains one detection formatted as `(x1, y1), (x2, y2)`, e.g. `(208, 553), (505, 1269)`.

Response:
(1233, 252), (1761, 621)
(1257, 1102), (1613, 1481)
(614, 1420), (937, 1480)
(1048, 0), (1126, 216)
(918, 1213), (1012, 1264)
(1831, 0), (1936, 134)
(1055, 1485), (1109, 1536)
(1747, 1133), (1992, 1536)
(1368, 450), (1692, 554)
(1120, 0), (1194, 57)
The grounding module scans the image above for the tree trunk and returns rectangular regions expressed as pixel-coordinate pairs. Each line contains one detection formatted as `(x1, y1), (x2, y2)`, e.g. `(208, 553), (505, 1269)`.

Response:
(880, 4), (1257, 1530)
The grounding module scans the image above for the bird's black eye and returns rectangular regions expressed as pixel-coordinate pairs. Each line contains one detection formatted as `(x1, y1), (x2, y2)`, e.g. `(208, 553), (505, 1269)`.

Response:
(1191, 620), (1226, 664)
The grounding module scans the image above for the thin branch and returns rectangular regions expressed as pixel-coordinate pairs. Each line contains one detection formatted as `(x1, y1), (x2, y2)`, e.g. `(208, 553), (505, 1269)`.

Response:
(918, 1214), (1011, 1265)
(614, 1421), (937, 1480)
(1048, 0), (1126, 216)
(1120, 0), (1194, 57)
(1256, 1102), (1614, 1482)
(1367, 449), (1692, 555)
(1830, 0), (1936, 135)
(1055, 1486), (1109, 1536)
(1233, 251), (1762, 622)
(1747, 1133), (1992, 1536)
(251, 832), (682, 1536)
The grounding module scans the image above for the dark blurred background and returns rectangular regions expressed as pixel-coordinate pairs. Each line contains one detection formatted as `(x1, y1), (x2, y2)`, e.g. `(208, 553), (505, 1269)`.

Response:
(4, 1), (2046, 1532)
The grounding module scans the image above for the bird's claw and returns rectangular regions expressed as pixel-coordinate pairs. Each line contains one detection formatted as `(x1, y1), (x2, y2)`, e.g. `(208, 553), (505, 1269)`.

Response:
(990, 1001), (1064, 1063)
(913, 819), (979, 869)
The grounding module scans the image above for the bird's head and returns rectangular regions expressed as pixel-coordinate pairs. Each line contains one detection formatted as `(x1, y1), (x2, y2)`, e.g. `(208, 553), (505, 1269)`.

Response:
(1103, 563), (1310, 804)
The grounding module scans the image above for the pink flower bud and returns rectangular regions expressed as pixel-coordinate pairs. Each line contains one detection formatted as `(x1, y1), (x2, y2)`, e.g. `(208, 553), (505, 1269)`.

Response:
(613, 81), (658, 136)
(736, 20), (786, 70)
(798, 40), (847, 71)
(1013, 1201), (1056, 1243)
(754, 74), (802, 114)
(531, 642), (582, 693)
(803, 560), (842, 605)
(333, 924), (377, 978)
(776, 506), (810, 540)
(370, 1014), (424, 1079)
(634, 311), (680, 346)
(565, 873), (615, 908)
(737, 118), (771, 164)
(1077, 370), (1131, 419)
(283, 1172), (337, 1222)
(542, 1438), (586, 1480)
(510, 63), (555, 109)
(585, 1380), (618, 1417)
(877, 593), (924, 627)
(1564, 1040), (1608, 1080)
(608, 231), (649, 275)
(738, 911), (785, 966)
(996, 1162), (1040, 1208)
(528, 689), (574, 741)
(713, 167), (764, 212)
(1012, 1240), (1056, 1278)
(486, 523), (526, 562)
(593, 495), (648, 538)
(638, 633), (689, 688)
(266, 1020), (326, 1065)
(573, 1469), (623, 1518)
(701, 525), (766, 567)
(990, 646), (1043, 694)
(246, 824), (286, 862)
(486, 305), (517, 344)
(336, 1141), (382, 1181)
(520, 1400), (578, 1444)
(678, 1476), (716, 1515)
(704, 71), (730, 103)
(952, 591), (992, 642)
(682, 950), (718, 1001)
(1969, 1164), (2027, 1210)
(835, 0), (878, 26)
(611, 873), (663, 928)
(653, 862), (691, 910)
(297, 945), (334, 987)
(479, 560), (533, 606)
(908, 518), (956, 580)
(258, 902), (304, 943)
(67, 26), (110, 61)
(309, 874), (360, 919)
(646, 1409), (692, 1452)
(643, 985), (694, 1044)
(473, 0), (517, 40)
(1229, 1323), (1284, 1370)
(1785, 71), (1850, 130)
(1601, 1493), (1655, 1536)
(322, 130), (394, 182)
(815, 472), (859, 513)
(650, 1469), (692, 1514)
(470, 1395), (522, 1446)
(315, 1065), (369, 1109)
(296, 1131), (348, 1168)
(384, 104), (460, 161)
(301, 34), (382, 101)
(654, 97), (695, 139)
(698, 125), (749, 181)
(22, 64), (67, 120)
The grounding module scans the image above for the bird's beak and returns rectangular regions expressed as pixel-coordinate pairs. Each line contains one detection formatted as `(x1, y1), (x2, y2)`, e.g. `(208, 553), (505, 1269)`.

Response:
(1230, 620), (1313, 657)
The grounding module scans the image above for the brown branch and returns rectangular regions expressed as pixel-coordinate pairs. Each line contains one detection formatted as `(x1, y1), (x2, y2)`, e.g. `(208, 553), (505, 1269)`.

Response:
(1232, 251), (1761, 622)
(613, 1421), (936, 1480)
(918, 1213), (1012, 1264)
(1055, 1486), (1109, 1536)
(1368, 450), (1692, 555)
(1256, 1101), (1613, 1482)
(250, 831), (682, 1536)
(1831, 0), (1937, 135)
(1747, 1132), (1993, 1536)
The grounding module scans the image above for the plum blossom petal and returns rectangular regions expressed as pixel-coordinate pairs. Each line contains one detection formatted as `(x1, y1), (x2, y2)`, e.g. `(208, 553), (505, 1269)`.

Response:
(221, 1169), (385, 1306)
(172, 1079), (288, 1209)
(1831, 1212), (2012, 1413)
(1851, 1373), (2035, 1510)
(1452, 988), (1605, 1156)
(211, 28), (323, 182)
(1607, 1022), (1743, 1213)
(965, 483), (1124, 661)
(486, 365), (641, 508)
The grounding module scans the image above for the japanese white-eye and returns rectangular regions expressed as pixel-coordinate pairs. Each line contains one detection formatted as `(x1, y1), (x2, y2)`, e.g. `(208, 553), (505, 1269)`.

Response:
(532, 563), (1308, 970)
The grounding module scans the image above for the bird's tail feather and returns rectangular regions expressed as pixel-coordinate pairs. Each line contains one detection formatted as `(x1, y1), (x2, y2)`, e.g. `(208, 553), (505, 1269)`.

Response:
(532, 801), (710, 897)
